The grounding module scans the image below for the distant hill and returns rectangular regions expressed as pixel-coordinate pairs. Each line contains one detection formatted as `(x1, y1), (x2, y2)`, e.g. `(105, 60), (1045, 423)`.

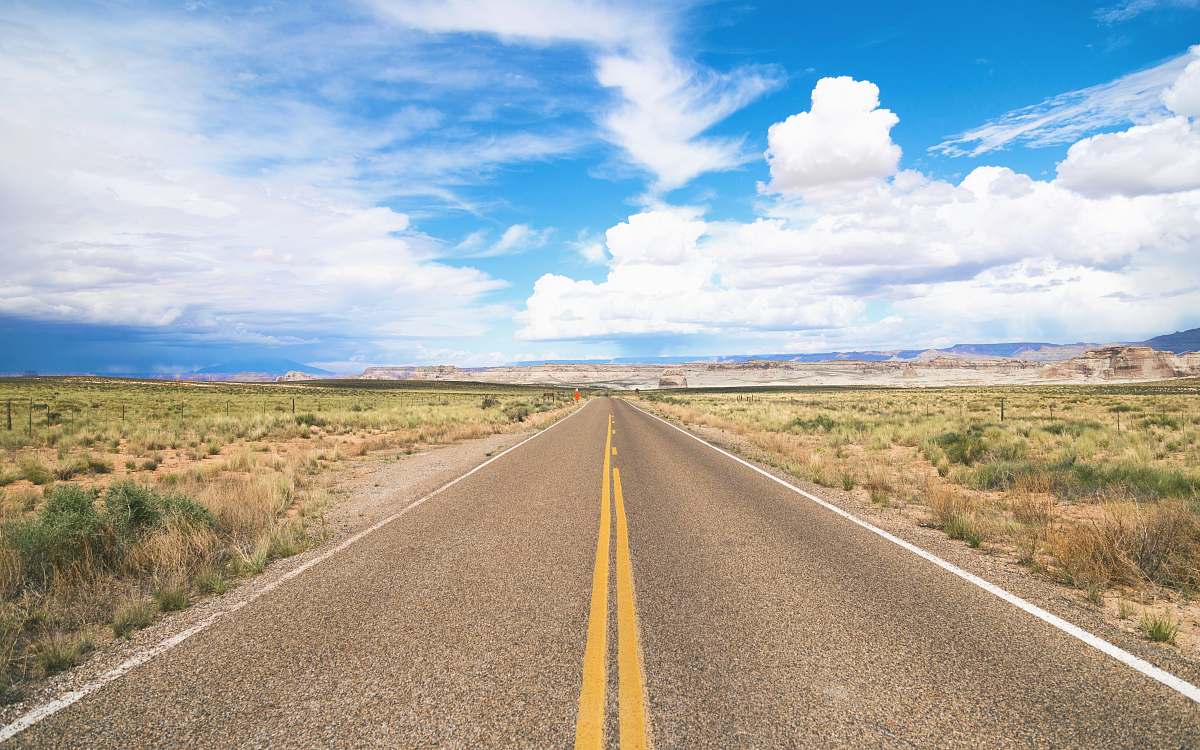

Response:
(193, 357), (332, 376)
(1140, 328), (1200, 354)
(512, 327), (1200, 367)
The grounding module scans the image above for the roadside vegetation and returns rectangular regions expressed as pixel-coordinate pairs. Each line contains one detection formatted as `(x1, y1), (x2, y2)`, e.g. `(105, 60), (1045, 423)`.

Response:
(0, 377), (576, 698)
(637, 380), (1200, 649)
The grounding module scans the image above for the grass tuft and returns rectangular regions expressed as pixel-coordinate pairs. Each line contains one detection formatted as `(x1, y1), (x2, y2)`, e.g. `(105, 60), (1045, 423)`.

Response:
(1139, 610), (1180, 644)
(153, 585), (188, 612)
(112, 599), (158, 638)
(32, 632), (92, 676)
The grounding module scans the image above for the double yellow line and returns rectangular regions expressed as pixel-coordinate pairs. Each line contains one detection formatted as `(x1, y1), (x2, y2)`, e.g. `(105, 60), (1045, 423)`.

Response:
(574, 413), (650, 749)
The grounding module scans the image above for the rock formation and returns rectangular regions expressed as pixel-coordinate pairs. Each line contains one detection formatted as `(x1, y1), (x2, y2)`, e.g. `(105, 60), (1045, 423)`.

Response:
(657, 369), (688, 388)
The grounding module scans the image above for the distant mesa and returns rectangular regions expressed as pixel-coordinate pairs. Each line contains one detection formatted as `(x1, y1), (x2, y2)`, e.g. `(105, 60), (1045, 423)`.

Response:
(360, 365), (460, 380)
(1043, 346), (1200, 381)
(657, 369), (687, 388)
(12, 326), (1199, 388)
(333, 328), (1200, 390)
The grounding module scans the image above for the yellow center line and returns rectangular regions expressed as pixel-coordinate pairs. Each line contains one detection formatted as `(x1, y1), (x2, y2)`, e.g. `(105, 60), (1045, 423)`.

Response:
(613, 466), (651, 749)
(574, 413), (613, 750)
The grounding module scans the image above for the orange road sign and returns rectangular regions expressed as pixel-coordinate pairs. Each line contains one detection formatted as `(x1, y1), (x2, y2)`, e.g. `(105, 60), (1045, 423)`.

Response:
(573, 389), (581, 402)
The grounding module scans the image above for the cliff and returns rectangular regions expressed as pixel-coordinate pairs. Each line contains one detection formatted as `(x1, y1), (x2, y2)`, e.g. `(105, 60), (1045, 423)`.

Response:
(1042, 346), (1200, 380)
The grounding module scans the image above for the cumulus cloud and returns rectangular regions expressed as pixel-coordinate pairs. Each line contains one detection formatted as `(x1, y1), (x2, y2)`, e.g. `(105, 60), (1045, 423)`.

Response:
(763, 77), (901, 195)
(1055, 117), (1200, 197)
(520, 75), (1200, 349)
(1163, 52), (1200, 117)
(369, 0), (782, 192)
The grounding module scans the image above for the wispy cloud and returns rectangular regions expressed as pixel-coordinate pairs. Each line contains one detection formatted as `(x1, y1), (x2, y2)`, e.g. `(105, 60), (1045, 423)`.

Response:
(367, 0), (783, 193)
(457, 224), (554, 257)
(932, 48), (1197, 157)
(0, 4), (522, 352)
(1095, 0), (1200, 23)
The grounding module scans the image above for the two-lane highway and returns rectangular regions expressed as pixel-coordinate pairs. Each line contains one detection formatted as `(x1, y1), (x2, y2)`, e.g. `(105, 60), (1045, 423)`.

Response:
(6, 397), (1199, 747)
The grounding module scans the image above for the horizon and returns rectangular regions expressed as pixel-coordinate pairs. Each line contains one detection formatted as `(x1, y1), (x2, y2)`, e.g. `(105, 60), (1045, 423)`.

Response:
(3, 2), (1200, 374)
(6, 325), (1198, 376)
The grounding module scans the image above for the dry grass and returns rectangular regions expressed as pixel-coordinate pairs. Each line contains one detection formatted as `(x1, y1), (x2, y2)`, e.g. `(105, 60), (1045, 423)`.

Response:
(1049, 502), (1199, 590)
(638, 382), (1200, 643)
(0, 377), (578, 694)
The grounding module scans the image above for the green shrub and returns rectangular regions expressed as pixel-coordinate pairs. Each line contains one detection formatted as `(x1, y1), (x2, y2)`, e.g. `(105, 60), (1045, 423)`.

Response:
(502, 402), (532, 422)
(936, 428), (989, 466)
(1061, 462), (1198, 501)
(788, 414), (837, 432)
(52, 458), (86, 481)
(17, 458), (51, 486)
(0, 467), (19, 487)
(480, 395), (500, 409)
(84, 455), (112, 474)
(968, 460), (1036, 491)
(104, 481), (214, 540)
(1140, 415), (1181, 430)
(294, 413), (326, 427)
(1041, 420), (1101, 437)
(4, 484), (104, 586)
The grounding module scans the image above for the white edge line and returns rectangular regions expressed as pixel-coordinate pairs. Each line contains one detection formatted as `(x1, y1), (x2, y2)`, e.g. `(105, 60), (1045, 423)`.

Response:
(621, 399), (1200, 706)
(0, 402), (591, 743)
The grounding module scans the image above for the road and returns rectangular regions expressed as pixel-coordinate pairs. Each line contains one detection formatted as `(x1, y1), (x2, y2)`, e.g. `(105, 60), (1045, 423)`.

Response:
(8, 397), (1200, 747)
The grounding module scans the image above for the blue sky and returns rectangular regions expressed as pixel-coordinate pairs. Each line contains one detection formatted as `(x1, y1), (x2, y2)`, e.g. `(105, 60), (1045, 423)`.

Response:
(2, 0), (1199, 373)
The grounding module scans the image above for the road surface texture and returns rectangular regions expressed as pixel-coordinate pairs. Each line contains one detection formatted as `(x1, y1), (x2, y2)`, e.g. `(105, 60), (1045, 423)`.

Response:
(7, 397), (1199, 748)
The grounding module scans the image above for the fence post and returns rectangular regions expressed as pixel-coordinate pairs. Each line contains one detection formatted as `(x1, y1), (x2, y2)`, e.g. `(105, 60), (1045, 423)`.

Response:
(292, 397), (295, 414)
(1000, 397), (1005, 422)
(6, 399), (10, 431)
(28, 399), (32, 435)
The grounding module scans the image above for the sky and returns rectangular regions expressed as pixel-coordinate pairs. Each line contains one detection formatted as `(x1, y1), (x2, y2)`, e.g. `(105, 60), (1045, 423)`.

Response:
(2, 0), (1199, 374)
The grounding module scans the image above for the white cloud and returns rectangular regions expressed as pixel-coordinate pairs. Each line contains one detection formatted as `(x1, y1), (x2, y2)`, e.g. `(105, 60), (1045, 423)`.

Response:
(520, 76), (1200, 349)
(596, 51), (782, 191)
(0, 7), (507, 347)
(1056, 116), (1200, 197)
(763, 76), (901, 195)
(1096, 0), (1200, 23)
(568, 231), (609, 264)
(933, 48), (1198, 156)
(490, 224), (553, 256)
(364, 0), (649, 46)
(453, 224), (553, 257)
(1163, 52), (1200, 116)
(368, 0), (782, 192)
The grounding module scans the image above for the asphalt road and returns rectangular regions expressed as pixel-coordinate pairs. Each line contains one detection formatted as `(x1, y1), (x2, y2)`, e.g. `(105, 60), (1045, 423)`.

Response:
(9, 397), (1200, 748)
